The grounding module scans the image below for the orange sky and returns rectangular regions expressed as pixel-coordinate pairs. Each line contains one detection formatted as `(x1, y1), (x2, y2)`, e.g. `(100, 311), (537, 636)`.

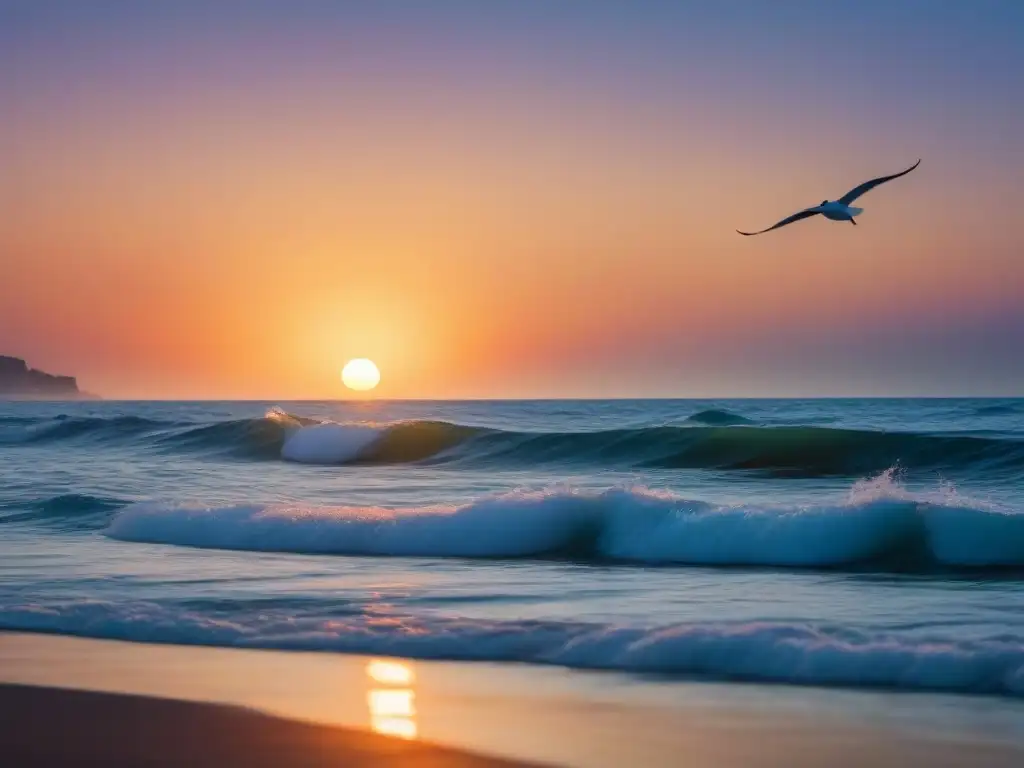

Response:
(2, 3), (1023, 398)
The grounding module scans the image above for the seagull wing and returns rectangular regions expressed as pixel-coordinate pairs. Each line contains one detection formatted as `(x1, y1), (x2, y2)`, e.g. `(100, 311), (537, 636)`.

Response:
(736, 208), (820, 236)
(838, 159), (920, 206)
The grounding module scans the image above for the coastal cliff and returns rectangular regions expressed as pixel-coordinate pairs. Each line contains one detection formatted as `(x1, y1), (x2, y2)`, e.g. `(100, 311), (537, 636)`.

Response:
(0, 356), (91, 399)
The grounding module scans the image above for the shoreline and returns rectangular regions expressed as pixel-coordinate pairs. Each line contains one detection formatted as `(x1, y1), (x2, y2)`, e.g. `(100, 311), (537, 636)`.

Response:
(2, 632), (1023, 767)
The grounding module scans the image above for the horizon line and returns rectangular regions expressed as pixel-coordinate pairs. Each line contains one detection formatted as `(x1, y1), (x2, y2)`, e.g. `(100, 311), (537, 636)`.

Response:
(5, 394), (1022, 403)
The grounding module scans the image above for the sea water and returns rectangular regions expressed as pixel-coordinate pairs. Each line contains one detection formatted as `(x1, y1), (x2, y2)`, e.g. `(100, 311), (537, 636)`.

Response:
(1, 399), (1023, 728)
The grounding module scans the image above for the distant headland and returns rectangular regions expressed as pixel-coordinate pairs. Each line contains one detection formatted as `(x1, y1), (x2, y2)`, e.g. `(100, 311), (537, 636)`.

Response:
(0, 356), (98, 400)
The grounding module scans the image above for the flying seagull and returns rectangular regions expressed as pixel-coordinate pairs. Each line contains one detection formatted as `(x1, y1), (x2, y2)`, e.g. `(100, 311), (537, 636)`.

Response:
(737, 159), (920, 236)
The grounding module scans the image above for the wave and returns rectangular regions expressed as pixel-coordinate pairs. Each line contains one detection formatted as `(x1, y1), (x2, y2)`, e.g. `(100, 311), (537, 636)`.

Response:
(0, 415), (180, 446)
(0, 494), (125, 528)
(0, 409), (298, 459)
(974, 403), (1021, 417)
(257, 412), (1024, 476)
(0, 415), (42, 426)
(683, 408), (753, 426)
(105, 472), (1024, 569)
(1, 599), (1021, 697)
(5, 408), (1024, 476)
(274, 418), (479, 465)
(152, 416), (295, 460)
(205, 411), (1024, 476)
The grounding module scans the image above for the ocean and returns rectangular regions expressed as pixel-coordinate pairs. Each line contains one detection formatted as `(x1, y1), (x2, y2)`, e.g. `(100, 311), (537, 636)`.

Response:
(1, 398), (1023, 715)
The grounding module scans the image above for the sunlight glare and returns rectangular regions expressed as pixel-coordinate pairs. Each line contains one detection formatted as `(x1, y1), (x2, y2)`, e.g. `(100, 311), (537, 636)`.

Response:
(368, 659), (415, 685)
(366, 658), (418, 741)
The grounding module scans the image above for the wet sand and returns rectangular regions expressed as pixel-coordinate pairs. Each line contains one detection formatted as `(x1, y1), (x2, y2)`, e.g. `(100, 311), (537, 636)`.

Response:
(1, 632), (1023, 767)
(0, 683), (536, 767)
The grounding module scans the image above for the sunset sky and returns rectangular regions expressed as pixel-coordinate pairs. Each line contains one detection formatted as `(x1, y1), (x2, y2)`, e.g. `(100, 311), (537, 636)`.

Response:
(2, 1), (1023, 399)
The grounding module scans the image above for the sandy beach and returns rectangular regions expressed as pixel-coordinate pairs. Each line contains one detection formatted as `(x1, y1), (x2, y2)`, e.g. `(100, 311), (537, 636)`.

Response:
(2, 632), (1023, 767)
(0, 683), (536, 767)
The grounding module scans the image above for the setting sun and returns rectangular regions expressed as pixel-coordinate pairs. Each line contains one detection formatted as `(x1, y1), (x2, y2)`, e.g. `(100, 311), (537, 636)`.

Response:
(341, 358), (381, 391)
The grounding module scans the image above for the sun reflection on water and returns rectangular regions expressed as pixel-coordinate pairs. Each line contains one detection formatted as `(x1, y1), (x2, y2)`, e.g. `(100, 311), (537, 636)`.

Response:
(366, 658), (417, 740)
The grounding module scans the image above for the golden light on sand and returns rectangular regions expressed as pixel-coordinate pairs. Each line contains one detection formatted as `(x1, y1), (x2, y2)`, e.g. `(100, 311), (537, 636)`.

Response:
(341, 358), (381, 391)
(371, 717), (418, 740)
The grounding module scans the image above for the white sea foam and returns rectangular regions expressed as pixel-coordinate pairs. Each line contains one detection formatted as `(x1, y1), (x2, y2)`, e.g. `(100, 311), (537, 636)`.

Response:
(279, 422), (383, 464)
(1, 600), (1021, 696)
(107, 492), (594, 558)
(105, 472), (1024, 567)
(263, 407), (386, 464)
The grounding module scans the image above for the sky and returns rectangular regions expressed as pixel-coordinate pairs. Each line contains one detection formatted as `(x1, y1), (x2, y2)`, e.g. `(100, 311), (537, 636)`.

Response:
(2, 0), (1023, 399)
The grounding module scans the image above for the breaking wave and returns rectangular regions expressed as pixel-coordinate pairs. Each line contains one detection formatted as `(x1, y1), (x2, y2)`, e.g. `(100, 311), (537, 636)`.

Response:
(104, 472), (1024, 569)
(1, 599), (1021, 697)
(4, 408), (1024, 476)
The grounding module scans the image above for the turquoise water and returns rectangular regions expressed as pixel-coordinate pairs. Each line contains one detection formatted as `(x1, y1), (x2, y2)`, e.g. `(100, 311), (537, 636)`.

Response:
(1, 399), (1023, 702)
